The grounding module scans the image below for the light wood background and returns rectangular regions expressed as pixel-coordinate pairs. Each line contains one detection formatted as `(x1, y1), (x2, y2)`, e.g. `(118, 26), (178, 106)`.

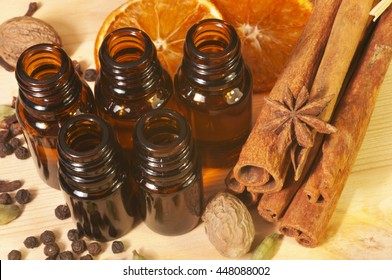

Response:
(0, 0), (391, 260)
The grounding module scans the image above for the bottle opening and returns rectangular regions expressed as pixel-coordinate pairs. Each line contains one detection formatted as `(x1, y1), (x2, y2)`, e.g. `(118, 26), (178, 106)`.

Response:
(135, 109), (189, 156)
(143, 116), (180, 146)
(101, 27), (152, 66)
(18, 44), (68, 83)
(66, 120), (103, 153)
(58, 114), (109, 159)
(189, 19), (236, 57)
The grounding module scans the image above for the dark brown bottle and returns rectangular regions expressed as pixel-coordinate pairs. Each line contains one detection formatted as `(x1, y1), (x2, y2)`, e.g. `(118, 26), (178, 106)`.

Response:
(95, 27), (173, 152)
(132, 109), (203, 236)
(57, 114), (136, 242)
(174, 19), (252, 168)
(15, 43), (95, 189)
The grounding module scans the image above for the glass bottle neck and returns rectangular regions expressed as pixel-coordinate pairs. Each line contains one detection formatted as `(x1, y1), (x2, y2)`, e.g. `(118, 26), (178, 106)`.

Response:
(98, 28), (164, 98)
(15, 44), (82, 116)
(181, 19), (245, 90)
(133, 109), (199, 191)
(57, 114), (127, 197)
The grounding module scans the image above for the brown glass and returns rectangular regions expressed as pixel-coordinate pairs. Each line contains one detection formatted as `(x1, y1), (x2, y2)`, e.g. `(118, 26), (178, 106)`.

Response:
(95, 27), (173, 152)
(57, 114), (136, 241)
(132, 109), (203, 236)
(174, 19), (252, 168)
(15, 44), (95, 189)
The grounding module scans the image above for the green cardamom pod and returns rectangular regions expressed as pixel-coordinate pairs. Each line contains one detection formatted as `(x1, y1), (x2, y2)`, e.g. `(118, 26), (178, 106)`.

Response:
(132, 250), (146, 260)
(0, 104), (14, 119)
(0, 204), (20, 225)
(251, 233), (283, 260)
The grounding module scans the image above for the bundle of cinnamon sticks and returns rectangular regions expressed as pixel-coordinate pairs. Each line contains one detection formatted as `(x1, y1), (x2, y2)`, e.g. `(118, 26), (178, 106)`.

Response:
(227, 0), (392, 247)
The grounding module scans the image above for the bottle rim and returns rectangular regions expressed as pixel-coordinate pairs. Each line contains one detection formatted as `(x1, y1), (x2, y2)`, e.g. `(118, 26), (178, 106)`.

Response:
(16, 43), (69, 87)
(134, 109), (189, 156)
(185, 18), (238, 60)
(57, 113), (110, 160)
(99, 27), (154, 70)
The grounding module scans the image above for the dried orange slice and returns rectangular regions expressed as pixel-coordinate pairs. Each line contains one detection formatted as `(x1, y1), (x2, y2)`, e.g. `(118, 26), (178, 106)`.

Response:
(94, 0), (222, 78)
(212, 0), (313, 93)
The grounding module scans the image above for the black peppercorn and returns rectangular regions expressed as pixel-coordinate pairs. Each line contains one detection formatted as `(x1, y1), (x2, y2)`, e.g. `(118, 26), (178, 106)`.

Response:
(14, 146), (30, 160)
(112, 240), (124, 254)
(8, 250), (21, 260)
(71, 239), (87, 254)
(0, 142), (13, 157)
(0, 192), (12, 204)
(87, 242), (102, 256)
(44, 243), (60, 258)
(67, 228), (83, 241)
(0, 129), (10, 143)
(83, 68), (98, 82)
(8, 137), (21, 149)
(57, 251), (74, 260)
(54, 204), (70, 220)
(15, 189), (31, 204)
(40, 230), (56, 245)
(80, 254), (93, 260)
(23, 236), (40, 248)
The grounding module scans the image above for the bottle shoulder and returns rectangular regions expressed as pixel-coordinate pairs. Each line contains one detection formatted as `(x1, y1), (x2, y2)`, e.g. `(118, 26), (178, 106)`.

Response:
(95, 77), (173, 118)
(174, 67), (252, 111)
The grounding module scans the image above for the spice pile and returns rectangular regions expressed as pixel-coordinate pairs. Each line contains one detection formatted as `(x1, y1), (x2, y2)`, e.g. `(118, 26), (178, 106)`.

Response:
(7, 226), (126, 260)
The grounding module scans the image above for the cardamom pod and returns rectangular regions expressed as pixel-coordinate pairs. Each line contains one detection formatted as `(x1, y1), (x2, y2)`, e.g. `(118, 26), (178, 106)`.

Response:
(0, 204), (20, 225)
(132, 250), (146, 260)
(251, 233), (283, 260)
(0, 105), (14, 120)
(202, 192), (255, 258)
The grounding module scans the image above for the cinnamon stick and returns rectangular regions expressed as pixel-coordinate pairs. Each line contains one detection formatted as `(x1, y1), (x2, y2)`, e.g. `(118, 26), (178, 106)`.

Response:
(279, 6), (392, 247)
(257, 133), (324, 222)
(232, 0), (342, 193)
(299, 0), (377, 202)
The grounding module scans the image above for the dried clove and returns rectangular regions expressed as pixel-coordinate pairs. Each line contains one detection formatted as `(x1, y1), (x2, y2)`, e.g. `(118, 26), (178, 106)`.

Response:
(23, 236), (40, 249)
(24, 2), (39, 17)
(112, 240), (124, 254)
(54, 204), (70, 220)
(8, 250), (21, 260)
(40, 230), (56, 245)
(0, 192), (12, 204)
(0, 180), (23, 192)
(15, 189), (31, 204)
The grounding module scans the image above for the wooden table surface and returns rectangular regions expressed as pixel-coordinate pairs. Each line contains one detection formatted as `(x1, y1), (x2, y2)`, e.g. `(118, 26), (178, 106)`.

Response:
(1, 0), (392, 260)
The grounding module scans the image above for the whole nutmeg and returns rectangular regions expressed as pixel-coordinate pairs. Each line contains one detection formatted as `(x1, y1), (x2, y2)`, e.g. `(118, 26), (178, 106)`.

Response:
(0, 16), (61, 71)
(202, 192), (255, 258)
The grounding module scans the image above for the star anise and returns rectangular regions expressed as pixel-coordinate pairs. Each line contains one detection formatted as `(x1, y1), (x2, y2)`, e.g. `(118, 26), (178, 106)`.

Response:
(264, 85), (337, 148)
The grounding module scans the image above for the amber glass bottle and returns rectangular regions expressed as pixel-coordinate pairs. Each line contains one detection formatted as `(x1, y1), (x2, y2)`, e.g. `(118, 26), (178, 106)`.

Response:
(57, 114), (136, 241)
(15, 44), (95, 189)
(95, 27), (173, 152)
(133, 109), (203, 236)
(174, 19), (252, 168)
